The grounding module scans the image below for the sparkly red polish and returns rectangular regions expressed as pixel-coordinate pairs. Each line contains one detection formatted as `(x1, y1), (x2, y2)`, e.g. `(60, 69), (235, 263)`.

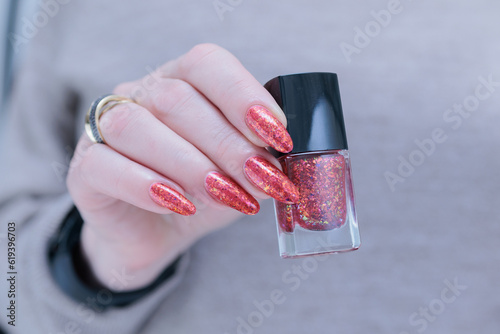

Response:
(205, 172), (260, 215)
(245, 105), (293, 153)
(265, 73), (360, 258)
(244, 156), (300, 204)
(149, 183), (196, 216)
(289, 154), (346, 230)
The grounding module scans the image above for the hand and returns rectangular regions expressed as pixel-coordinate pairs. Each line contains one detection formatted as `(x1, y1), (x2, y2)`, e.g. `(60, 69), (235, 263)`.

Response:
(67, 44), (299, 291)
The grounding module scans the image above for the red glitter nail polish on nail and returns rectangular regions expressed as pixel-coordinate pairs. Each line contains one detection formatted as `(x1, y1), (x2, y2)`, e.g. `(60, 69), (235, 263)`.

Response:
(149, 183), (196, 216)
(265, 72), (360, 258)
(245, 105), (293, 153)
(244, 156), (300, 204)
(205, 172), (260, 215)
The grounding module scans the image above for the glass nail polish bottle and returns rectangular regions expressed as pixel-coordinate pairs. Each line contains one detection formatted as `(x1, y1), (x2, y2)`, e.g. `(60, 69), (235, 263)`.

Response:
(265, 72), (360, 258)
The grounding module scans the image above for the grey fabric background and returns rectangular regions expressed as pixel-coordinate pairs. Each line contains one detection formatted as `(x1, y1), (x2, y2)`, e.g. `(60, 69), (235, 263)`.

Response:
(1, 0), (499, 333)
(0, 0), (38, 109)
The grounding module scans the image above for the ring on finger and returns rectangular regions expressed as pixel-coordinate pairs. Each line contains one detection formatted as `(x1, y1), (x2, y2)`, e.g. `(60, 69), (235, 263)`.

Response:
(85, 94), (135, 144)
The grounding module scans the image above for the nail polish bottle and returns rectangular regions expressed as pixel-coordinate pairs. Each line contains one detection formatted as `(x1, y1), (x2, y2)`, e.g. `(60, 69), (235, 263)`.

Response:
(265, 72), (360, 258)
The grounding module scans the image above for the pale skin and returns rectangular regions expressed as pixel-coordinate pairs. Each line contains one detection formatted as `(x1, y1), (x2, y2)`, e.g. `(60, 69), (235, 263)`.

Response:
(66, 44), (289, 291)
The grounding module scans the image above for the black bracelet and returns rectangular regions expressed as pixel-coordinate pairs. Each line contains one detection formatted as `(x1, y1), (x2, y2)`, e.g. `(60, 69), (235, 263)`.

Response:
(48, 206), (181, 308)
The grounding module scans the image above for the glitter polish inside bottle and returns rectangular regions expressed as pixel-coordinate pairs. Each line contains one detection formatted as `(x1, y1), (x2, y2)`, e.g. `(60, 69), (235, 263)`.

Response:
(265, 72), (360, 258)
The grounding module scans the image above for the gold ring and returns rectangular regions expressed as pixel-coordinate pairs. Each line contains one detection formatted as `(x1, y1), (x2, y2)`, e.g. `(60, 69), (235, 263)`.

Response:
(85, 94), (135, 144)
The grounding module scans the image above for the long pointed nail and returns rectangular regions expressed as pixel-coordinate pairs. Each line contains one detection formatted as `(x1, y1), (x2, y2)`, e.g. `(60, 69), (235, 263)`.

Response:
(245, 105), (293, 153)
(244, 156), (300, 204)
(205, 172), (260, 215)
(149, 183), (196, 216)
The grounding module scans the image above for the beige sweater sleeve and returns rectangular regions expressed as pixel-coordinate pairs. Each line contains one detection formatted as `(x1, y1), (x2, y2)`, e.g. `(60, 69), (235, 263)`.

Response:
(0, 7), (187, 334)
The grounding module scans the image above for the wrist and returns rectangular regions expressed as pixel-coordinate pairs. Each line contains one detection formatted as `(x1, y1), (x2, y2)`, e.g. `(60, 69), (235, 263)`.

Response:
(50, 207), (184, 307)
(80, 223), (181, 291)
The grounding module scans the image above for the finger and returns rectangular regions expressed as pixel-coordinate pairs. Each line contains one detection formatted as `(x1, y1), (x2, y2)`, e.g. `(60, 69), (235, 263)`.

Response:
(159, 43), (293, 153)
(114, 79), (300, 204)
(96, 102), (260, 215)
(71, 136), (196, 216)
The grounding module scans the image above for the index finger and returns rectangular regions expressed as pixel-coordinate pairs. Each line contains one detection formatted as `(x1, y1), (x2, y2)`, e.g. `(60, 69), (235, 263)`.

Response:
(160, 43), (293, 153)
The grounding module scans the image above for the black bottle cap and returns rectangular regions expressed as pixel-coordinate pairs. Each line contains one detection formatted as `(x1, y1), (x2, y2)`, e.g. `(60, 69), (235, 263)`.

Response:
(264, 72), (348, 158)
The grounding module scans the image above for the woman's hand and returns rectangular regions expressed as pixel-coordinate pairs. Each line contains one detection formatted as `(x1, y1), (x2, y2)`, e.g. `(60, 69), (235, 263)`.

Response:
(66, 44), (299, 291)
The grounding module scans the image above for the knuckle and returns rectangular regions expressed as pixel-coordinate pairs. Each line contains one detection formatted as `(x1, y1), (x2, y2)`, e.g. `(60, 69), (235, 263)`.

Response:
(171, 147), (193, 168)
(99, 104), (140, 143)
(113, 81), (136, 96)
(168, 78), (195, 96)
(111, 163), (132, 193)
(187, 43), (223, 60)
(179, 43), (225, 75)
(231, 77), (253, 92)
(221, 77), (253, 101)
(115, 80), (148, 102)
(212, 127), (244, 162)
(150, 79), (196, 118)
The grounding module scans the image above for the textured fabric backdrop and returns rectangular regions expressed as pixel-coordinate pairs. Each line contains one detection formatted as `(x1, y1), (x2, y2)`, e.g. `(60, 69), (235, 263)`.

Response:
(0, 1), (499, 333)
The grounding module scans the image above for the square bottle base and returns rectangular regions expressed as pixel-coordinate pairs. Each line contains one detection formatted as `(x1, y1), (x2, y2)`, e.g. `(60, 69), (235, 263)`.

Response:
(277, 215), (360, 258)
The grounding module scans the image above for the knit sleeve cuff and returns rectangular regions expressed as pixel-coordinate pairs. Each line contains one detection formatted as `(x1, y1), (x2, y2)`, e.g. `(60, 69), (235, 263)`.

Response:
(48, 206), (181, 308)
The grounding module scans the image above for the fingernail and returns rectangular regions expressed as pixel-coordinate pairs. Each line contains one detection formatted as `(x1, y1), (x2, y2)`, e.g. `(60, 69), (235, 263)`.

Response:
(149, 183), (196, 216)
(245, 105), (293, 153)
(244, 156), (300, 204)
(205, 172), (260, 215)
